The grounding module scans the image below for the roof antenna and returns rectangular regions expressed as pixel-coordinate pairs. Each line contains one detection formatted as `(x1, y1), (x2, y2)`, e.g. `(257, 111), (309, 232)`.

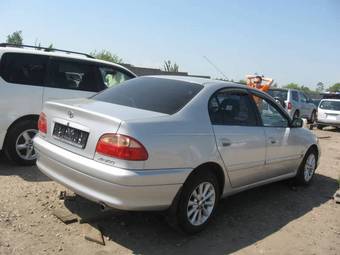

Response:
(203, 56), (228, 80)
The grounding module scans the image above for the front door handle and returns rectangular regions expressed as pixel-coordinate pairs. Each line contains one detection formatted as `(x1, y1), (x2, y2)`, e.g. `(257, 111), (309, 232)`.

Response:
(220, 138), (231, 147)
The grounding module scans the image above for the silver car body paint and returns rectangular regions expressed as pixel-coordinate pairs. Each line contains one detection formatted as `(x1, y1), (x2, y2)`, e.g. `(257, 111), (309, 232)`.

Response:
(34, 76), (320, 211)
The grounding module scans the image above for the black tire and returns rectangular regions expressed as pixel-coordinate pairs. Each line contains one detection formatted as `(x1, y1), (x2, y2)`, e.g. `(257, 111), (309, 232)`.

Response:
(317, 124), (324, 130)
(294, 148), (318, 185)
(4, 120), (38, 166)
(170, 170), (220, 234)
(308, 111), (316, 124)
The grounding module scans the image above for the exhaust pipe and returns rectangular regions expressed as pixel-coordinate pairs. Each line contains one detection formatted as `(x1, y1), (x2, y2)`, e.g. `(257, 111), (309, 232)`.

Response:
(99, 202), (109, 212)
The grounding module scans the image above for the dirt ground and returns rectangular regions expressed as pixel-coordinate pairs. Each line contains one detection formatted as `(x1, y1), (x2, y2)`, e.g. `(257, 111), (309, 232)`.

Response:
(0, 129), (339, 255)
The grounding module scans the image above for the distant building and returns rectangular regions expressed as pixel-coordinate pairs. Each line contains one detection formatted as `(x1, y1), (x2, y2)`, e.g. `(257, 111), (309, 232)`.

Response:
(121, 64), (210, 79)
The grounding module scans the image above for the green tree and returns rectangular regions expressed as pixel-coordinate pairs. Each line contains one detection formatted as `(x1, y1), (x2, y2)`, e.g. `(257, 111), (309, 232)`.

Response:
(238, 79), (247, 85)
(90, 50), (123, 63)
(283, 83), (300, 90)
(316, 82), (324, 92)
(328, 83), (340, 92)
(163, 60), (179, 72)
(6, 30), (23, 45)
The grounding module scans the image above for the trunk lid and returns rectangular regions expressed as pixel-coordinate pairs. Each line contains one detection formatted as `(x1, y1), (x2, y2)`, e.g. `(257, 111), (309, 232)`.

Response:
(42, 98), (167, 159)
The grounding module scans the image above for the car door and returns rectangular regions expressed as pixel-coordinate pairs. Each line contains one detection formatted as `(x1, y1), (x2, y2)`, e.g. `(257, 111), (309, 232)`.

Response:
(251, 91), (304, 177)
(0, 52), (47, 147)
(299, 92), (309, 118)
(209, 88), (267, 188)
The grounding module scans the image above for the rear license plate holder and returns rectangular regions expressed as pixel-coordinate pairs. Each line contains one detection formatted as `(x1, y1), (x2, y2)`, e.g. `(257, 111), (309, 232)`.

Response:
(53, 123), (89, 149)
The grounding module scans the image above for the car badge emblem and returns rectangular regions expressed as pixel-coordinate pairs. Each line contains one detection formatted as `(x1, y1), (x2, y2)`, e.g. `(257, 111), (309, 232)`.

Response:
(68, 110), (74, 118)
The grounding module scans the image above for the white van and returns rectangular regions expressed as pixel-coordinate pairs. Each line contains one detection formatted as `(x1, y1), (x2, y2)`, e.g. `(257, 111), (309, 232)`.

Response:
(0, 44), (136, 165)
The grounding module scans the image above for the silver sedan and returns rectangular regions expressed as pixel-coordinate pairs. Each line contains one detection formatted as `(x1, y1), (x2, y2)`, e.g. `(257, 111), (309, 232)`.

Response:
(34, 76), (320, 233)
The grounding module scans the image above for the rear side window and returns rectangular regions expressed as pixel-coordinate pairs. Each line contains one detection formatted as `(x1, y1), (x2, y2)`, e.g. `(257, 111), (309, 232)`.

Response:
(208, 90), (258, 126)
(292, 91), (299, 101)
(0, 53), (48, 86)
(93, 77), (203, 114)
(47, 58), (100, 92)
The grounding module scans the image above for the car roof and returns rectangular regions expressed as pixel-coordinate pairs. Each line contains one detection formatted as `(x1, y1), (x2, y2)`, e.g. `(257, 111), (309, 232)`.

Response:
(0, 46), (136, 76)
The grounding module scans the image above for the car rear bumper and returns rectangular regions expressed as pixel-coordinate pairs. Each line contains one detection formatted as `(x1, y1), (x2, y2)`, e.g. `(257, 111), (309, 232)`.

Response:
(34, 136), (191, 211)
(317, 119), (340, 127)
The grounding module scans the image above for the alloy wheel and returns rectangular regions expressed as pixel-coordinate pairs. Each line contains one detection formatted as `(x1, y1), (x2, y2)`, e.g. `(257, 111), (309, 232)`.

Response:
(187, 182), (216, 226)
(304, 153), (316, 182)
(15, 129), (38, 160)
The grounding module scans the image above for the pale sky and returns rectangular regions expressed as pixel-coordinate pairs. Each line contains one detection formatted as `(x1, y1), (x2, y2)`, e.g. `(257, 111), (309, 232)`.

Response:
(1, 0), (339, 89)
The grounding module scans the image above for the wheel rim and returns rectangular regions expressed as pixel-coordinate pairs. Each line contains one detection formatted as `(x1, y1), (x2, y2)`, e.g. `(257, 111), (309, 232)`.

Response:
(187, 182), (216, 226)
(15, 129), (38, 161)
(304, 153), (316, 182)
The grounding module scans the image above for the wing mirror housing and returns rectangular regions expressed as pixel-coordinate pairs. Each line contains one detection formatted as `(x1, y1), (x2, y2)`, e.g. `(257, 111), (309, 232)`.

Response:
(291, 117), (303, 128)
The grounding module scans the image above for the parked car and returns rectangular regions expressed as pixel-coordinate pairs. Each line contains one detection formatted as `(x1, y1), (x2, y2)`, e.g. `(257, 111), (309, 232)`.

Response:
(311, 99), (321, 108)
(268, 88), (317, 123)
(0, 44), (136, 165)
(321, 92), (340, 100)
(34, 76), (320, 233)
(317, 99), (340, 129)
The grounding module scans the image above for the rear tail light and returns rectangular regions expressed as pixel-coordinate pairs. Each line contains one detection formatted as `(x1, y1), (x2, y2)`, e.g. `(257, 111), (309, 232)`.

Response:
(96, 134), (148, 161)
(38, 112), (47, 134)
(287, 102), (292, 110)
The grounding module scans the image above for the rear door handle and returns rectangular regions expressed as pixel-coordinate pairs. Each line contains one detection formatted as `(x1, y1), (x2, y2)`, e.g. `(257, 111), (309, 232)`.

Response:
(220, 138), (231, 147)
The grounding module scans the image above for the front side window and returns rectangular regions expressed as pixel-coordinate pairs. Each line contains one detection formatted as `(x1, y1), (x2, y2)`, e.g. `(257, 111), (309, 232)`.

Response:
(47, 58), (99, 92)
(98, 66), (133, 88)
(253, 94), (289, 127)
(0, 53), (48, 86)
(208, 89), (258, 126)
(93, 77), (203, 114)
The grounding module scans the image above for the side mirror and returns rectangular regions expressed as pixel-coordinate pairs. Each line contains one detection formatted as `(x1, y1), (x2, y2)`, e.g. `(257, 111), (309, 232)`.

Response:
(291, 117), (303, 128)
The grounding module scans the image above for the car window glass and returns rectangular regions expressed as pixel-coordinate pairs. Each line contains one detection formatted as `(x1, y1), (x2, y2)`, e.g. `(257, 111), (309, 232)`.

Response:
(300, 93), (307, 103)
(47, 58), (100, 92)
(0, 53), (48, 86)
(253, 95), (288, 127)
(319, 100), (340, 111)
(268, 90), (288, 100)
(292, 91), (299, 101)
(98, 66), (132, 88)
(208, 90), (258, 126)
(93, 77), (203, 114)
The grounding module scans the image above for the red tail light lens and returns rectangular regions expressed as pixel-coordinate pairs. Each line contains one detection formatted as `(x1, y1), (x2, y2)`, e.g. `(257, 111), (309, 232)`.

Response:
(287, 102), (292, 110)
(38, 112), (47, 134)
(96, 134), (148, 161)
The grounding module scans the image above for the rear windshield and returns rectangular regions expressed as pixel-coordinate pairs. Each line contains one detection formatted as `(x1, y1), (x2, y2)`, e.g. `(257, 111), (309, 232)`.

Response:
(92, 77), (203, 114)
(268, 90), (288, 100)
(319, 100), (340, 111)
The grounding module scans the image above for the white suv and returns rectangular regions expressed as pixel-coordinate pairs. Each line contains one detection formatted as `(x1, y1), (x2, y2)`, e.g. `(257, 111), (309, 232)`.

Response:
(0, 44), (136, 165)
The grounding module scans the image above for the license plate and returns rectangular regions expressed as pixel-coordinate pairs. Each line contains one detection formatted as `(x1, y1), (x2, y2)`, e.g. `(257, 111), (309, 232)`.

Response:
(53, 123), (89, 149)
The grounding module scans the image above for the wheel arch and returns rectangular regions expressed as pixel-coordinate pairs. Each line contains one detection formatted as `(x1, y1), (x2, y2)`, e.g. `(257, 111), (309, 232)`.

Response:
(185, 162), (226, 195)
(3, 114), (39, 147)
